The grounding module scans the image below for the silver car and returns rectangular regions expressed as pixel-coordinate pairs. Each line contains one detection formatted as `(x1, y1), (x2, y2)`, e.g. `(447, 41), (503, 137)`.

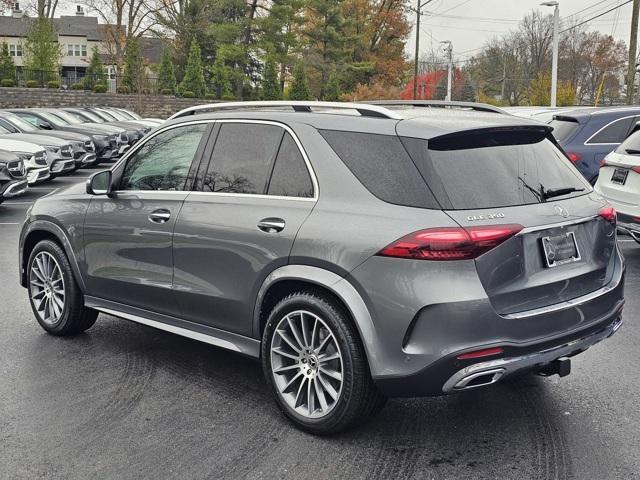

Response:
(19, 101), (625, 434)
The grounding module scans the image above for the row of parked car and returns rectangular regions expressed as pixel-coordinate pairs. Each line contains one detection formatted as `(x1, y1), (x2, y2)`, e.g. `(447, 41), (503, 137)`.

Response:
(507, 105), (640, 244)
(0, 106), (163, 205)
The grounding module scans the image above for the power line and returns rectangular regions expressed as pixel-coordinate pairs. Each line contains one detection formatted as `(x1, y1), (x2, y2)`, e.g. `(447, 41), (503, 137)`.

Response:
(430, 0), (474, 17)
(560, 0), (633, 33)
(565, 0), (617, 19)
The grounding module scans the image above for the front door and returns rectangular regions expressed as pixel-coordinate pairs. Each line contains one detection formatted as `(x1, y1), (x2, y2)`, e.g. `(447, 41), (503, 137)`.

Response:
(173, 121), (317, 335)
(83, 122), (211, 316)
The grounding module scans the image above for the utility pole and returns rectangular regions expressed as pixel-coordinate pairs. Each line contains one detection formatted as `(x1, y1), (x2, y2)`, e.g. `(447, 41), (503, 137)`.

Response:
(412, 0), (435, 99)
(626, 0), (640, 104)
(541, 1), (559, 107)
(441, 40), (453, 101)
(413, 0), (420, 99)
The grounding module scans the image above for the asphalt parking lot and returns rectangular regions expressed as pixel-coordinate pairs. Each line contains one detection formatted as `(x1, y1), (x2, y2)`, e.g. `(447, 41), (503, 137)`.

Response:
(1, 168), (639, 480)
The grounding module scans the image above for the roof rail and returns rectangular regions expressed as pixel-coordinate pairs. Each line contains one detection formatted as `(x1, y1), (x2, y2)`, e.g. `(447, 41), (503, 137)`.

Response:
(365, 100), (508, 115)
(168, 101), (403, 120)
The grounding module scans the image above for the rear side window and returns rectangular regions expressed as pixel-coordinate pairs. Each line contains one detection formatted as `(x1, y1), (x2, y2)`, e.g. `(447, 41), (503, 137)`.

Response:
(267, 133), (314, 198)
(402, 130), (591, 210)
(319, 130), (438, 208)
(549, 118), (580, 142)
(203, 123), (283, 194)
(587, 117), (633, 144)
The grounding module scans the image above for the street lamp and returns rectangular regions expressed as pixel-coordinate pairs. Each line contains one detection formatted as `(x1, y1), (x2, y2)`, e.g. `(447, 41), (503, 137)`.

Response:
(541, 1), (559, 107)
(440, 40), (453, 101)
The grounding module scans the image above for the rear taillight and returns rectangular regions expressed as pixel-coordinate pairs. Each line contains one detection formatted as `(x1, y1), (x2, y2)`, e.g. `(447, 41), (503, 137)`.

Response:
(598, 206), (616, 224)
(566, 152), (581, 163)
(633, 166), (640, 174)
(600, 158), (609, 168)
(378, 224), (524, 261)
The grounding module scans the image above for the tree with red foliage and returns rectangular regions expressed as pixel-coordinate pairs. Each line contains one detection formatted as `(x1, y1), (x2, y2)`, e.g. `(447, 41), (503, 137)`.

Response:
(401, 68), (468, 100)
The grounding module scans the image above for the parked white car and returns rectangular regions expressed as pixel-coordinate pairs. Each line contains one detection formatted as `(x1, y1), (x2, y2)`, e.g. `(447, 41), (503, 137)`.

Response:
(595, 130), (640, 243)
(0, 138), (50, 184)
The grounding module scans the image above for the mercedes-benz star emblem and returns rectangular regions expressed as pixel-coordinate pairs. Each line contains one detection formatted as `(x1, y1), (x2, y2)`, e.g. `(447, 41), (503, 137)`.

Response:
(554, 205), (569, 218)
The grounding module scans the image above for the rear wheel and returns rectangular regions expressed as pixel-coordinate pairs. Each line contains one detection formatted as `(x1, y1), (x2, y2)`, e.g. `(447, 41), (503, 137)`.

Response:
(27, 240), (97, 336)
(262, 291), (386, 435)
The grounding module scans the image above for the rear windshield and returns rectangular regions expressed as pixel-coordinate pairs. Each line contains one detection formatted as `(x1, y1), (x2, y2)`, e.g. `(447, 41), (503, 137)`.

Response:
(549, 118), (580, 142)
(402, 129), (591, 210)
(615, 129), (640, 153)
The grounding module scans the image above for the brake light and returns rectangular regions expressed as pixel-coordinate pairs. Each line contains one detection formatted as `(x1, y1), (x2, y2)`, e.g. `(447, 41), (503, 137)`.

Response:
(600, 158), (609, 168)
(457, 347), (504, 360)
(598, 206), (616, 224)
(633, 166), (640, 174)
(378, 224), (524, 261)
(566, 152), (582, 163)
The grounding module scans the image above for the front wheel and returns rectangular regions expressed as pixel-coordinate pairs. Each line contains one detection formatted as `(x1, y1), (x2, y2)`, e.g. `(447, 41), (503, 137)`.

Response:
(27, 240), (97, 336)
(262, 291), (386, 435)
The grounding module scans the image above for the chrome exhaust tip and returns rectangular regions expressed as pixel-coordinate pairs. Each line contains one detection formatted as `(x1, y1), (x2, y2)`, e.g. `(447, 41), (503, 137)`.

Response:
(451, 368), (505, 391)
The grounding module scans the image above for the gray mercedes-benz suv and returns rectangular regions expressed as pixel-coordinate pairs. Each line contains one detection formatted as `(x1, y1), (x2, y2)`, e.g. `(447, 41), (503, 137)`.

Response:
(19, 101), (625, 434)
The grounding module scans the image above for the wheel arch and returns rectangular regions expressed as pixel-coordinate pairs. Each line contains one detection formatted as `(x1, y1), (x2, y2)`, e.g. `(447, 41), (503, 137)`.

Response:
(20, 221), (86, 292)
(253, 265), (381, 376)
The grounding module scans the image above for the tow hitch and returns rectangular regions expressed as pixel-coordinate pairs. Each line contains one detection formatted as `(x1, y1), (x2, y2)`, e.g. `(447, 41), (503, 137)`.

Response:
(537, 357), (571, 378)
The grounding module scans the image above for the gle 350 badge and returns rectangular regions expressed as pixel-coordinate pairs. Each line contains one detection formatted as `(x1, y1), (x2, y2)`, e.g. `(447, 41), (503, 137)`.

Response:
(467, 213), (505, 222)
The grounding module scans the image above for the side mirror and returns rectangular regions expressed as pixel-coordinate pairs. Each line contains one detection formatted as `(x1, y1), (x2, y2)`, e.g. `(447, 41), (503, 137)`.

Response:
(86, 170), (112, 195)
(38, 120), (52, 130)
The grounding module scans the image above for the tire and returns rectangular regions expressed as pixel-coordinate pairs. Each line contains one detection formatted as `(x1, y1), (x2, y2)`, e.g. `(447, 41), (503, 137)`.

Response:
(262, 291), (386, 435)
(27, 239), (98, 336)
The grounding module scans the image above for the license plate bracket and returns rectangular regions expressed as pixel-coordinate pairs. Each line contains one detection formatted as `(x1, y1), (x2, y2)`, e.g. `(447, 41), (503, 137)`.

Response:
(611, 168), (628, 185)
(541, 231), (581, 268)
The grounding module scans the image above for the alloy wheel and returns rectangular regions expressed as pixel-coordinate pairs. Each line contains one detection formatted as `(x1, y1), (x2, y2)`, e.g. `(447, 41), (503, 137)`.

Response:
(29, 251), (65, 326)
(270, 310), (344, 419)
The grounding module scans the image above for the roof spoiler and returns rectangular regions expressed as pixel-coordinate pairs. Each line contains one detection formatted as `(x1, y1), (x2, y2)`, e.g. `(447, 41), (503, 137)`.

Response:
(365, 100), (508, 115)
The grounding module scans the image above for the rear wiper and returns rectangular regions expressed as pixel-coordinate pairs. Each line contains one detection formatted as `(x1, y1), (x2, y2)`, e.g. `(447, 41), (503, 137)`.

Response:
(624, 148), (640, 155)
(542, 187), (585, 200)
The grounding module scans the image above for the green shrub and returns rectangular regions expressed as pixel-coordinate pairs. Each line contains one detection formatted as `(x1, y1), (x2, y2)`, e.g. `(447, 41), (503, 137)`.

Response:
(0, 78), (14, 87)
(161, 88), (174, 96)
(71, 82), (84, 90)
(26, 80), (38, 88)
(117, 85), (130, 94)
(93, 83), (107, 93)
(46, 80), (60, 89)
(204, 92), (216, 100)
(221, 94), (235, 101)
(182, 90), (195, 98)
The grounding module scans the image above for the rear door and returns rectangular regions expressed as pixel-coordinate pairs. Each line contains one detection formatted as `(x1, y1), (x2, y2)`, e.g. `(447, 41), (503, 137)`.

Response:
(83, 121), (211, 316)
(172, 121), (317, 336)
(400, 127), (616, 316)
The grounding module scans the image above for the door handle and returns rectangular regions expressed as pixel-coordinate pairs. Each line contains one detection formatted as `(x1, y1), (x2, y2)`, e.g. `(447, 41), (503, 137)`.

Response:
(149, 209), (171, 224)
(257, 218), (285, 233)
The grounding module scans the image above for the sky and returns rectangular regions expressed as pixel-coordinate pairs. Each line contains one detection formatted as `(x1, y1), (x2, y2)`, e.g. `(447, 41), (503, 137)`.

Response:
(408, 0), (636, 62)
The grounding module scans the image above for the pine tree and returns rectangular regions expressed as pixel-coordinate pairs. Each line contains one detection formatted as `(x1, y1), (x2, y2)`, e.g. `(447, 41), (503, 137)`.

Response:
(434, 75), (448, 100)
(261, 56), (281, 100)
(211, 55), (233, 99)
(323, 71), (341, 101)
(460, 79), (475, 102)
(123, 37), (145, 93)
(288, 62), (311, 100)
(84, 47), (105, 90)
(157, 48), (177, 94)
(178, 40), (206, 97)
(303, 0), (348, 98)
(0, 42), (15, 81)
(23, 17), (61, 84)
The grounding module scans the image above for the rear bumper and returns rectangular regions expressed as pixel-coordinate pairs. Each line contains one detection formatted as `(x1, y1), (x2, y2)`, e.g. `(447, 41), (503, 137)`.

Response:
(616, 212), (640, 240)
(442, 314), (622, 393)
(370, 249), (625, 397)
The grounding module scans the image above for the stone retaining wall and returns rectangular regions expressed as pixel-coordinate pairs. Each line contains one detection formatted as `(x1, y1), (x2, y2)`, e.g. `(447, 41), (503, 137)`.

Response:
(0, 87), (210, 118)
